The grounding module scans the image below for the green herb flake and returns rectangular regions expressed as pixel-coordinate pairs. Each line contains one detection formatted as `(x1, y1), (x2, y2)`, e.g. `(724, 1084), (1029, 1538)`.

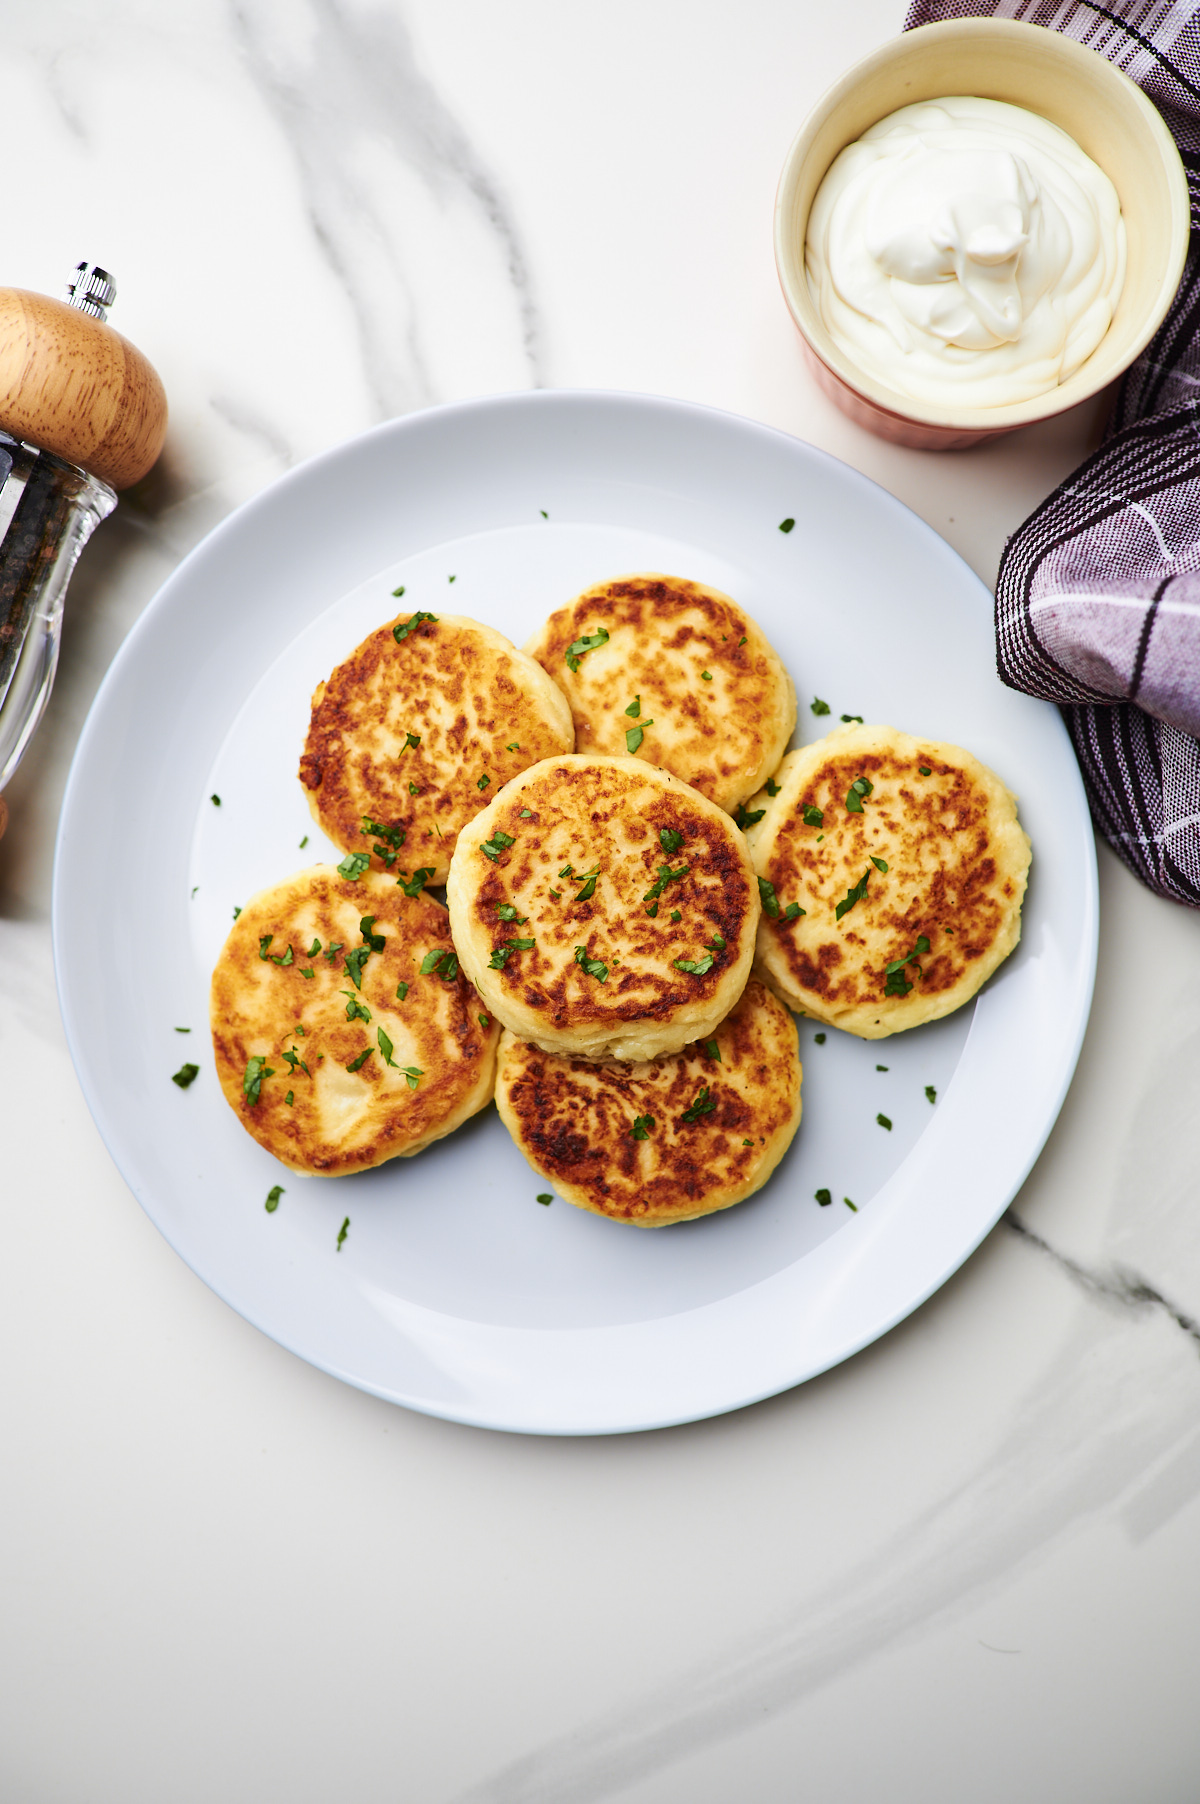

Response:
(337, 852), (371, 882)
(841, 714), (863, 724)
(835, 870), (871, 922)
(285, 1091), (294, 1106)
(211, 794), (221, 807)
(925, 1084), (937, 1105)
(700, 669), (713, 683)
(397, 981), (409, 1000)
(630, 1114), (655, 1141)
(341, 989), (372, 1024)
(811, 697), (831, 716)
(644, 862), (689, 902)
(757, 875), (780, 919)
(233, 906), (242, 920)
(670, 909), (681, 923)
(574, 946), (608, 983)
(480, 830), (515, 862)
(564, 626), (609, 673)
(625, 696), (641, 718)
(362, 818), (404, 851)
(844, 1198), (858, 1212)
(659, 828), (684, 853)
(645, 901), (658, 918)
(269, 945), (294, 967)
(257, 935), (274, 961)
(337, 1216), (350, 1250)
(739, 635), (747, 647)
(766, 778), (780, 796)
(174, 1027), (191, 1034)
(401, 731), (421, 754)
(877, 1113), (892, 1130)
(346, 1047), (373, 1072)
(919, 764), (932, 776)
(815, 1187), (832, 1206)
(397, 866), (434, 899)
(478, 1013), (490, 1030)
(674, 952), (714, 976)
(520, 808), (532, 818)
(783, 902), (805, 921)
(391, 585), (406, 598)
(171, 1063), (199, 1090)
(742, 1138), (754, 1147)
(323, 942), (344, 963)
(735, 802), (766, 829)
(420, 949), (451, 976)
(377, 1028), (397, 1067)
(573, 865), (600, 901)
(876, 1064), (889, 1071)
(869, 855), (889, 874)
(343, 945), (371, 990)
(299, 835), (308, 849)
(408, 782), (420, 797)
(496, 902), (529, 923)
(401, 1067), (423, 1090)
(448, 575), (456, 583)
(265, 1185), (284, 1213)
(539, 509), (548, 519)
(625, 721), (653, 753)
(779, 517), (795, 534)
(300, 967), (314, 979)
(536, 1192), (553, 1206)
(845, 776), (874, 814)
(392, 611), (438, 643)
(682, 1086), (716, 1123)
(477, 775), (490, 791)
(489, 938), (533, 970)
(242, 1056), (274, 1106)
(281, 1047), (310, 1076)
(506, 741), (520, 752)
(704, 1039), (721, 1062)
(884, 933), (932, 996)
(814, 1032), (827, 1044)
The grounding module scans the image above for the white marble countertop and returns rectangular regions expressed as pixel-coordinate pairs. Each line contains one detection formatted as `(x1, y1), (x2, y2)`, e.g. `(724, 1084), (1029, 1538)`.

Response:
(4, 3), (1200, 1799)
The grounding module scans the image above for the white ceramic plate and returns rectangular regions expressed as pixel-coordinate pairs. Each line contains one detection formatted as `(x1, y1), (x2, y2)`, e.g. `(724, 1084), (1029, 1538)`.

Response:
(53, 392), (1096, 1435)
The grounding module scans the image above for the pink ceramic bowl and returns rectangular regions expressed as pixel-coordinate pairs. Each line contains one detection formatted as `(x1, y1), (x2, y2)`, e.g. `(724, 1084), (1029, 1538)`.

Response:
(774, 18), (1190, 450)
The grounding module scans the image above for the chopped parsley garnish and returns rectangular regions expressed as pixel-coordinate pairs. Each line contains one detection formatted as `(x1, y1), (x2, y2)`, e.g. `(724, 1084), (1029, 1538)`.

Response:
(870, 856), (889, 873)
(876, 1113), (892, 1130)
(540, 509), (548, 519)
(814, 1032), (826, 1044)
(258, 935), (274, 961)
(265, 1185), (284, 1213)
(811, 697), (830, 716)
(392, 610), (438, 643)
(285, 1091), (294, 1107)
(645, 902), (658, 918)
(377, 1028), (397, 1067)
(735, 802), (766, 829)
(337, 1216), (349, 1250)
(341, 989), (372, 1023)
(269, 944), (294, 966)
(803, 804), (824, 827)
(704, 1039), (721, 1062)
(783, 902), (805, 920)
(391, 585), (406, 597)
(323, 941), (344, 963)
(233, 906), (242, 920)
(480, 830), (515, 862)
(919, 765), (932, 776)
(496, 902), (529, 923)
(572, 865), (600, 901)
(171, 1063), (199, 1089)
(674, 952), (714, 976)
(174, 1027), (191, 1034)
(766, 778), (780, 797)
(559, 863), (574, 879)
(841, 714), (863, 724)
(815, 1188), (832, 1206)
(400, 1066), (423, 1090)
(397, 867), (434, 898)
(346, 1047), (373, 1072)
(845, 776), (873, 814)
(282, 1046), (311, 1076)
(925, 1085), (937, 1104)
(362, 817), (404, 849)
(408, 783), (420, 797)
(564, 626), (609, 673)
(659, 828), (684, 853)
(536, 1193), (553, 1206)
(700, 671), (712, 682)
(739, 635), (747, 647)
(478, 1013), (490, 1029)
(343, 945), (371, 989)
(300, 967), (314, 979)
(243, 1055), (274, 1105)
(397, 981), (409, 1000)
(307, 939), (321, 957)
(573, 946), (608, 982)
(448, 574), (456, 583)
(299, 835), (308, 849)
(625, 696), (641, 718)
(520, 808), (532, 818)
(477, 775), (490, 791)
(337, 852), (371, 881)
(835, 870), (871, 921)
(844, 1198), (858, 1212)
(884, 934), (931, 996)
(876, 1064), (888, 1071)
(779, 517), (795, 533)
(420, 948), (460, 979)
(630, 1114), (655, 1140)
(506, 741), (520, 752)
(757, 875), (780, 919)
(401, 731), (421, 754)
(682, 1086), (716, 1122)
(669, 909), (681, 923)
(361, 915), (386, 949)
(644, 862), (688, 902)
(211, 794), (221, 806)
(625, 720), (653, 753)
(742, 1138), (753, 1147)
(488, 939), (533, 970)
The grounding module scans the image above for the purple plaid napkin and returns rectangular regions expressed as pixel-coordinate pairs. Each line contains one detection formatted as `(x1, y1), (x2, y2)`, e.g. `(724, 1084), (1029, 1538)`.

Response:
(904, 0), (1200, 907)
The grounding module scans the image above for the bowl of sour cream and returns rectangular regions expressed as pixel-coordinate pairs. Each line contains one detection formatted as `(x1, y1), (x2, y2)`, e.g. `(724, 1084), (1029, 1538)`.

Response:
(775, 18), (1189, 449)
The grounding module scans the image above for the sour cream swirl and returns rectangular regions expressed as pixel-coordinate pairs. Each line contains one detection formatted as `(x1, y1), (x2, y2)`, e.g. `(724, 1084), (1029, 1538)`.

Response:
(805, 97), (1126, 408)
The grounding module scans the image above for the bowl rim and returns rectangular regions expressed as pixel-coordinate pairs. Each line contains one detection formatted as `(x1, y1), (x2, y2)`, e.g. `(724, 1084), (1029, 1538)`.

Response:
(774, 16), (1191, 433)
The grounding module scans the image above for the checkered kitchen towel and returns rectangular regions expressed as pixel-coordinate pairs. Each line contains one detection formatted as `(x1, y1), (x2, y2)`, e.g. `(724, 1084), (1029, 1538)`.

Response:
(905, 0), (1200, 906)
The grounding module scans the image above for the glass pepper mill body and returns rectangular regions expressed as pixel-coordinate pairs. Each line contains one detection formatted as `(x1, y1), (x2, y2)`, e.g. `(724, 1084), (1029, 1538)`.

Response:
(0, 264), (167, 813)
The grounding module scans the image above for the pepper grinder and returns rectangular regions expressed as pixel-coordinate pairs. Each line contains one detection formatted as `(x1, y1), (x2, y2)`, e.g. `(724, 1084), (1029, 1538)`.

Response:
(0, 262), (167, 835)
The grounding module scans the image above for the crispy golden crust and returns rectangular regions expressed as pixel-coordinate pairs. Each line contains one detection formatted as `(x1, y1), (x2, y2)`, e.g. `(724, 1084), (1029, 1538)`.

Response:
(210, 867), (499, 1174)
(744, 724), (1031, 1038)
(495, 981), (801, 1225)
(446, 755), (760, 1061)
(525, 574), (796, 813)
(298, 611), (574, 885)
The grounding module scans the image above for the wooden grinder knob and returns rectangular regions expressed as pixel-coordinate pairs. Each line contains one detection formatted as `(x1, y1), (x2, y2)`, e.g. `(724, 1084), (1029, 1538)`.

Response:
(0, 269), (167, 490)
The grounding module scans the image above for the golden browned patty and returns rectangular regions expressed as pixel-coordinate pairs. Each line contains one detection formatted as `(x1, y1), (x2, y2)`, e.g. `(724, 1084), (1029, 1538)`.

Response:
(299, 610), (574, 885)
(446, 755), (760, 1061)
(524, 574), (796, 813)
(210, 867), (499, 1174)
(494, 980), (801, 1226)
(743, 723), (1032, 1038)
